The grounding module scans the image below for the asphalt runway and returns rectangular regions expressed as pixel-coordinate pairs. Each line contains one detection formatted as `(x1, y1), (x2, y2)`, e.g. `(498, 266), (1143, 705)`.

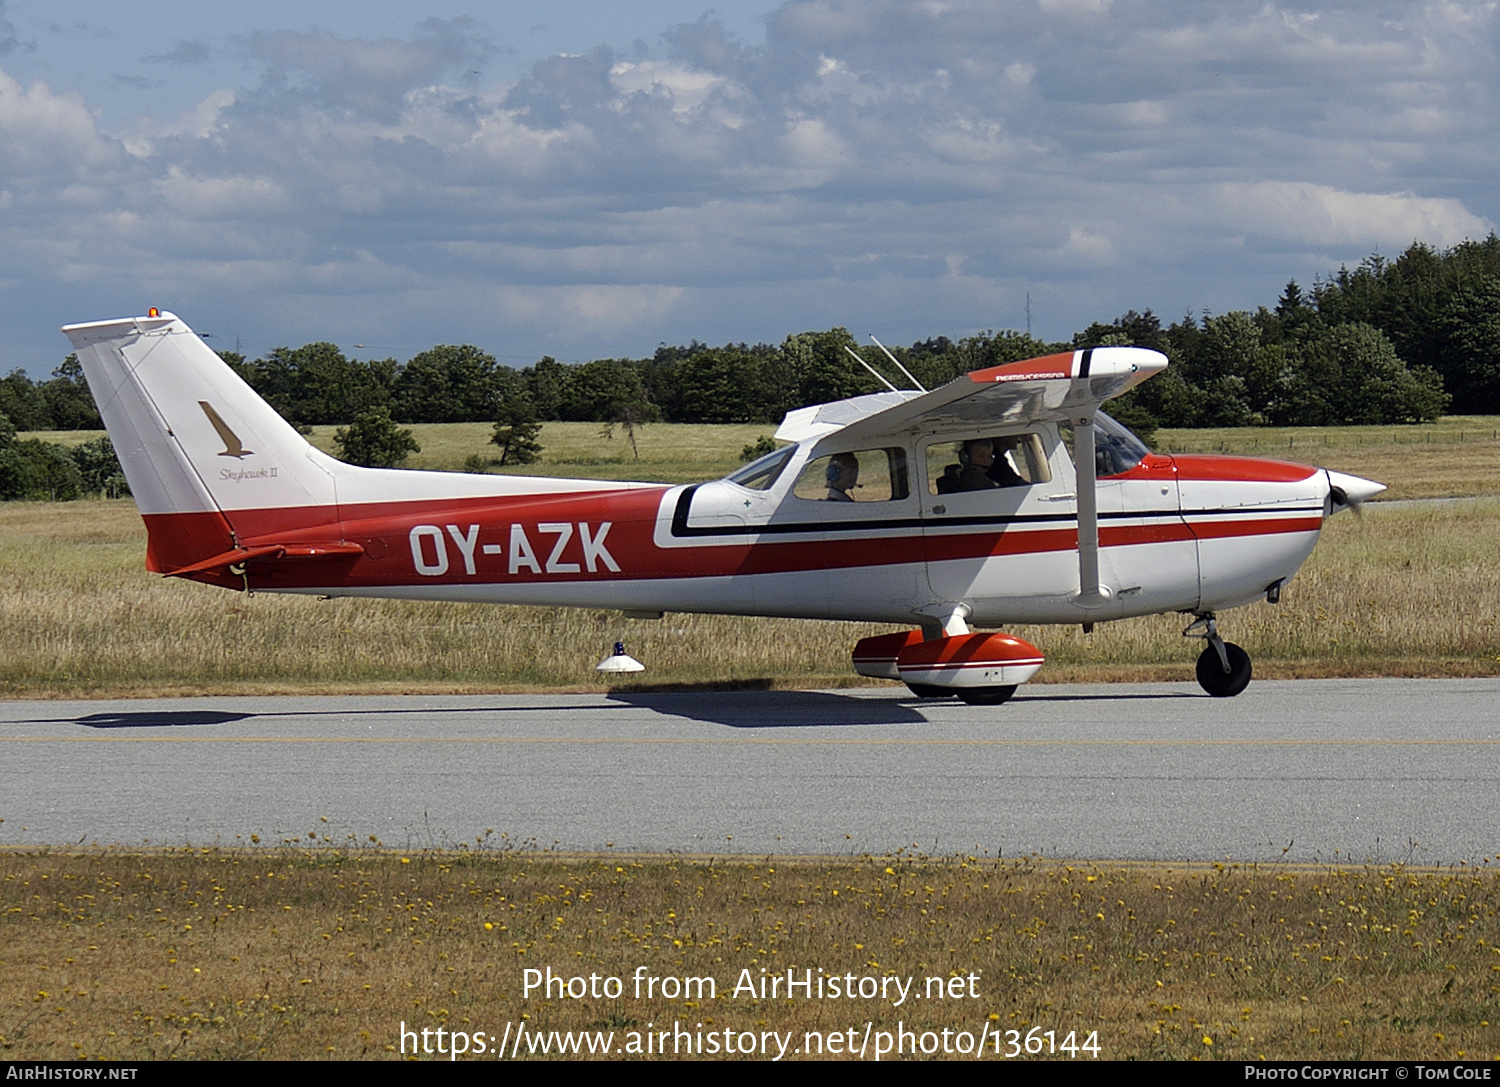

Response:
(2, 679), (1498, 863)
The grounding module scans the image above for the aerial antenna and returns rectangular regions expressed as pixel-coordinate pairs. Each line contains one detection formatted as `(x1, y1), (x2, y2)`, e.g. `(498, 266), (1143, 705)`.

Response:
(843, 346), (900, 393)
(868, 335), (926, 392)
(1026, 292), (1032, 338)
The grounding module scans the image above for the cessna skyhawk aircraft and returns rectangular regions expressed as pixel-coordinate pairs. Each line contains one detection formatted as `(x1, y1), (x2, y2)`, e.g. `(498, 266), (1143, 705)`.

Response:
(63, 311), (1384, 704)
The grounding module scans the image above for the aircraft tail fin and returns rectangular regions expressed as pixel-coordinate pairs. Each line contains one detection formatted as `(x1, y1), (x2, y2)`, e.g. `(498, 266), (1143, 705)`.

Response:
(62, 311), (344, 574)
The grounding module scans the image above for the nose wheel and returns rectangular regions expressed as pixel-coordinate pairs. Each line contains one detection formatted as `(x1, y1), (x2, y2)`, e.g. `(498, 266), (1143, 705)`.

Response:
(1184, 614), (1252, 698)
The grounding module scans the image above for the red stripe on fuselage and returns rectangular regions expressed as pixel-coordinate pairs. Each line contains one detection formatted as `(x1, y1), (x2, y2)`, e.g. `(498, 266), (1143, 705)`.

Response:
(1186, 515), (1322, 540)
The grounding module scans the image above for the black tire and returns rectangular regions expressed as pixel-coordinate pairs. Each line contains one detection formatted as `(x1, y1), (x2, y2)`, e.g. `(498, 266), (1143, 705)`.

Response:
(906, 683), (950, 699)
(956, 685), (1017, 706)
(1196, 642), (1252, 698)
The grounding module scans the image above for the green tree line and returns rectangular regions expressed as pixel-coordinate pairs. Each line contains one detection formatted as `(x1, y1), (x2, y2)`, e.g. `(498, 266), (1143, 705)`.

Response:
(4, 235), (1498, 496)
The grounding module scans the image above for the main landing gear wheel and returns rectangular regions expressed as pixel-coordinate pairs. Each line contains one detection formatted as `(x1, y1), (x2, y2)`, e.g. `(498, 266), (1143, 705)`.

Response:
(956, 685), (1017, 706)
(1196, 642), (1251, 698)
(905, 683), (948, 699)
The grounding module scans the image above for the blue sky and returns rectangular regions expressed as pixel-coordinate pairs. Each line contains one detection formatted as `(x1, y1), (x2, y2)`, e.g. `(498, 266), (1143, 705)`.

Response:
(2, 0), (1496, 375)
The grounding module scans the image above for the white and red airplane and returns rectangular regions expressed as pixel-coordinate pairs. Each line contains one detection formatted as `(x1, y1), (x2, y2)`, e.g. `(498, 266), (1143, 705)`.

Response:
(63, 310), (1383, 704)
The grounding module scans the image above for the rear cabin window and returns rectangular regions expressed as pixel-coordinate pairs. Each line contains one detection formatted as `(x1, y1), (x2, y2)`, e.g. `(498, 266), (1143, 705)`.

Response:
(926, 433), (1052, 495)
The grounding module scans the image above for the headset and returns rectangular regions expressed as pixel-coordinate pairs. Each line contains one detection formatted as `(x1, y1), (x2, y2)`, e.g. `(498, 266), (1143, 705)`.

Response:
(825, 454), (858, 485)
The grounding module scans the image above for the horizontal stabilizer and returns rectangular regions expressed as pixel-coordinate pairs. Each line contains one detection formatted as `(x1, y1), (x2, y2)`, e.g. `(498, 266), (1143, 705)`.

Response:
(167, 542), (366, 578)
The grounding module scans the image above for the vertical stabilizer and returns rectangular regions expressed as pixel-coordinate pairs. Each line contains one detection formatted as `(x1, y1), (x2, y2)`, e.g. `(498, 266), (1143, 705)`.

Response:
(62, 312), (342, 572)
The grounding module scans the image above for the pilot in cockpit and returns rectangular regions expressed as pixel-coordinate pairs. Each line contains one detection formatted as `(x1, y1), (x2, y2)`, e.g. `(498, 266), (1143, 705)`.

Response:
(956, 440), (998, 491)
(825, 453), (860, 501)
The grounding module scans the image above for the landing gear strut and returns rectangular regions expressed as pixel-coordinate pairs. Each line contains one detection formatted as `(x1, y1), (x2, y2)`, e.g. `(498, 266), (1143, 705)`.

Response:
(1184, 614), (1252, 698)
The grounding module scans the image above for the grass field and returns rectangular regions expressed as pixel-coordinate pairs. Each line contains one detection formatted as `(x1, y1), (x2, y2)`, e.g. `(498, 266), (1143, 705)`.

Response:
(7, 416), (1499, 698)
(3, 849), (1497, 1061)
(0, 494), (1496, 698)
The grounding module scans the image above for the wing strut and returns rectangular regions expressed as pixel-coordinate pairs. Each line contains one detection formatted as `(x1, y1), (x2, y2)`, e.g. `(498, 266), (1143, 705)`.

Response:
(1065, 347), (1109, 609)
(1071, 411), (1108, 607)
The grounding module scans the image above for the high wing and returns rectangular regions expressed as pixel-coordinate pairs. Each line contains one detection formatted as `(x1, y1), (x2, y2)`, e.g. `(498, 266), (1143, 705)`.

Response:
(776, 346), (1168, 607)
(776, 347), (1165, 444)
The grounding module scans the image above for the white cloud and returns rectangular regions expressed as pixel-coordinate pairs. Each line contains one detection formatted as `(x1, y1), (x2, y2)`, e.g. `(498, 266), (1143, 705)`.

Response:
(495, 283), (684, 330)
(152, 166), (291, 218)
(782, 116), (849, 168)
(1036, 0), (1113, 15)
(610, 59), (735, 112)
(1003, 62), (1035, 88)
(121, 88), (235, 156)
(2, 1), (1499, 372)
(1057, 226), (1118, 268)
(0, 69), (115, 178)
(1214, 181), (1493, 249)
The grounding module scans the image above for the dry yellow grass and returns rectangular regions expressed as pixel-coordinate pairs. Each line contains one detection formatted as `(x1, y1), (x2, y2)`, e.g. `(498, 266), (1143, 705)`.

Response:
(1, 496), (1496, 698)
(2, 849), (1497, 1061)
(306, 421), (776, 484)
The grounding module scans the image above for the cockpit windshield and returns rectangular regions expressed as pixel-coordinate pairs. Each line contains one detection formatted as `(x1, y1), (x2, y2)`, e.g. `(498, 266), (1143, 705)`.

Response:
(726, 445), (794, 491)
(1059, 412), (1151, 477)
(1093, 413), (1152, 476)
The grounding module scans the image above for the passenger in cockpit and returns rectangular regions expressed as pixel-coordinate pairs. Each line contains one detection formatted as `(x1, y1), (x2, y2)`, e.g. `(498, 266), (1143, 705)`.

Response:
(986, 436), (1028, 487)
(958, 440), (999, 491)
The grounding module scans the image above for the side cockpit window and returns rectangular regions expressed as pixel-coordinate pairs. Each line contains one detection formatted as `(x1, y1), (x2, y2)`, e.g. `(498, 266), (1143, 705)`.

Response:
(792, 448), (910, 503)
(927, 433), (1052, 495)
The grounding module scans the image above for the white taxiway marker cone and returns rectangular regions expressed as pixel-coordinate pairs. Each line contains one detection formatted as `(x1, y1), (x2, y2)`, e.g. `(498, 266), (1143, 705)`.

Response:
(596, 641), (645, 673)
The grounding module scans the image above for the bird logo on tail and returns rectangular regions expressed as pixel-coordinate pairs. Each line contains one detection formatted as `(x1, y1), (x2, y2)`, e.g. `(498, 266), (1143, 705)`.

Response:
(198, 401), (254, 458)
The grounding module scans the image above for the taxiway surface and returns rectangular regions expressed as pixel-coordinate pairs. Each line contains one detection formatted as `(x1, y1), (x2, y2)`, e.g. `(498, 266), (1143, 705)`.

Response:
(3, 679), (1497, 862)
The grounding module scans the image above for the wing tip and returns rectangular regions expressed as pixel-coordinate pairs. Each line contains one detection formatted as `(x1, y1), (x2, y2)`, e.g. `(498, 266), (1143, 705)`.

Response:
(968, 346), (1168, 385)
